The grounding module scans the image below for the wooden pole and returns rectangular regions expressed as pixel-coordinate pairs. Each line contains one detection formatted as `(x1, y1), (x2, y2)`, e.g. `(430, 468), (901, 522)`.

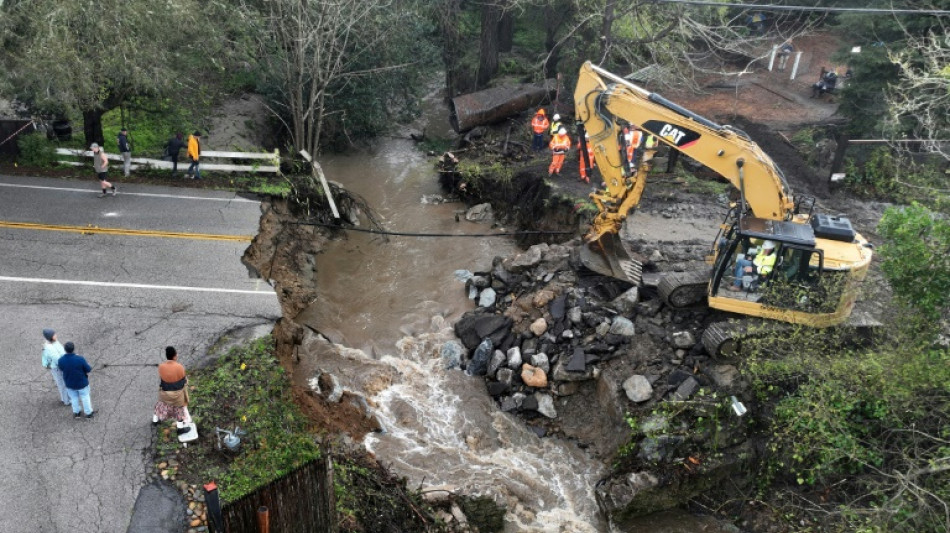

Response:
(299, 150), (341, 219)
(257, 506), (270, 533)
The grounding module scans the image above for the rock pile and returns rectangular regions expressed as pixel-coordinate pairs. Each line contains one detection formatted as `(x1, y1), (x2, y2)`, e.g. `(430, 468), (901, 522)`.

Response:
(453, 240), (757, 527)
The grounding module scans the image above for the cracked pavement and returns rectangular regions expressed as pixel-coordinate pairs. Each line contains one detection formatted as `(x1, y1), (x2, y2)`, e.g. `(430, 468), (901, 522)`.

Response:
(0, 175), (281, 533)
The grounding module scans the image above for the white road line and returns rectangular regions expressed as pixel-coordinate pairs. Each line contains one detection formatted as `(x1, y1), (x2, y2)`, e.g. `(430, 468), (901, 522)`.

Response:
(0, 182), (259, 203)
(0, 275), (278, 295)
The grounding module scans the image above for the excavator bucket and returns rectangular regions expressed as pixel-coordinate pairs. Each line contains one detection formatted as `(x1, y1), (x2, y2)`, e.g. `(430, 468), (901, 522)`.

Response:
(579, 232), (642, 285)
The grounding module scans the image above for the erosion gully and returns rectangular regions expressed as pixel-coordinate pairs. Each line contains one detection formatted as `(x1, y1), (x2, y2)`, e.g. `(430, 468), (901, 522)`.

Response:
(284, 93), (734, 532)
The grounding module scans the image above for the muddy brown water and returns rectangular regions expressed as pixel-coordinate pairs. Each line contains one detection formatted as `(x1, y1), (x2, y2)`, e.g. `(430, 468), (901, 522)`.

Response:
(289, 90), (739, 532)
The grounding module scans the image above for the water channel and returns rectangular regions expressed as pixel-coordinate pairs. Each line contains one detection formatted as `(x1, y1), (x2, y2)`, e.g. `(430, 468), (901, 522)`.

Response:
(288, 90), (736, 532)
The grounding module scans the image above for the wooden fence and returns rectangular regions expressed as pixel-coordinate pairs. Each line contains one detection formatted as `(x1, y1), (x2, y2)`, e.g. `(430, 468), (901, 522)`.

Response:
(210, 455), (336, 533)
(54, 147), (280, 173)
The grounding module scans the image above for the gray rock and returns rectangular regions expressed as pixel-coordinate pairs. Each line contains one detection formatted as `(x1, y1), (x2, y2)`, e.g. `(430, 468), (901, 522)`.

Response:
(640, 414), (669, 435)
(535, 393), (557, 418)
(595, 321), (611, 337)
(454, 314), (513, 350)
(324, 373), (344, 403)
(530, 352), (550, 374)
(704, 365), (740, 389)
(554, 381), (579, 396)
(478, 288), (497, 308)
(622, 375), (653, 403)
(566, 347), (587, 372)
(454, 269), (473, 282)
(568, 306), (583, 324)
(500, 396), (519, 412)
(512, 392), (526, 409)
(671, 331), (695, 349)
(611, 287), (640, 315)
(549, 295), (567, 320)
(649, 249), (664, 262)
(561, 329), (575, 339)
(440, 341), (463, 370)
(637, 435), (684, 463)
(595, 472), (660, 519)
(465, 338), (493, 376)
(465, 202), (494, 222)
(470, 275), (490, 289)
(468, 285), (479, 300)
(672, 376), (699, 401)
(506, 244), (544, 272)
(496, 367), (514, 387)
(552, 360), (599, 382)
(609, 316), (636, 337)
(487, 350), (506, 377)
(506, 346), (523, 369)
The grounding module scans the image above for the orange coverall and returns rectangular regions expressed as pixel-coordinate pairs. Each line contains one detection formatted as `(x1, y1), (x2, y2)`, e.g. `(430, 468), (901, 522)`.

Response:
(548, 133), (571, 175)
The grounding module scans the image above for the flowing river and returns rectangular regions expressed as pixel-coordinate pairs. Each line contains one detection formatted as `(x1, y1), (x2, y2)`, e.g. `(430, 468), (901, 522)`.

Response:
(289, 90), (736, 532)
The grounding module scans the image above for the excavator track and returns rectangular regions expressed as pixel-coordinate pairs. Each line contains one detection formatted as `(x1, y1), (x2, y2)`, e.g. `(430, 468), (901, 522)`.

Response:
(702, 319), (781, 358)
(658, 270), (711, 309)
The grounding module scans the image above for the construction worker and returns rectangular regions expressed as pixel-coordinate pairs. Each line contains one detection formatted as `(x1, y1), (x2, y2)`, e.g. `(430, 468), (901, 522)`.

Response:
(578, 133), (596, 183)
(548, 127), (571, 176)
(530, 109), (550, 152)
(644, 134), (658, 151)
(624, 126), (644, 172)
(550, 114), (563, 137)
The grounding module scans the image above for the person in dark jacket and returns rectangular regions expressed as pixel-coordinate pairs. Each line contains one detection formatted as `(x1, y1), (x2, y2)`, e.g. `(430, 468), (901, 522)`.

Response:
(117, 128), (132, 177)
(58, 342), (95, 419)
(166, 133), (186, 177)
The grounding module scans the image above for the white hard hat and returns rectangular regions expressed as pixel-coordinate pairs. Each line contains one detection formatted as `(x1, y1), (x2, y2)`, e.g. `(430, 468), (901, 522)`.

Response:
(553, 114), (560, 121)
(559, 127), (567, 134)
(763, 240), (776, 250)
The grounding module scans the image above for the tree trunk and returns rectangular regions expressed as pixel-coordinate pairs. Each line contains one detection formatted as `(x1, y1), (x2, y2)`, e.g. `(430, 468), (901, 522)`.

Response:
(476, 2), (503, 89)
(498, 8), (514, 53)
(599, 0), (616, 62)
(437, 0), (465, 98)
(543, 5), (560, 79)
(82, 109), (105, 147)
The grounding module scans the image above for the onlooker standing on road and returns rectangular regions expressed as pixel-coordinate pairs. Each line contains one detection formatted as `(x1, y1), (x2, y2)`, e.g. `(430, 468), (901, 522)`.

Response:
(153, 346), (192, 428)
(58, 342), (95, 419)
(186, 131), (202, 180)
(117, 127), (132, 177)
(41, 329), (70, 406)
(90, 143), (117, 198)
(166, 132), (186, 177)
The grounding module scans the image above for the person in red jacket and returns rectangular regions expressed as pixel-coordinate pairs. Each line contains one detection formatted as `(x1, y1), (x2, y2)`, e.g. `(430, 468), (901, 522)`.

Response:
(530, 109), (550, 152)
(548, 127), (571, 176)
(578, 133), (596, 183)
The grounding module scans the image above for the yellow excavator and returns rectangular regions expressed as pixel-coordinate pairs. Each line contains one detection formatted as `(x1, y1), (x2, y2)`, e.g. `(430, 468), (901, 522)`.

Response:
(573, 61), (874, 355)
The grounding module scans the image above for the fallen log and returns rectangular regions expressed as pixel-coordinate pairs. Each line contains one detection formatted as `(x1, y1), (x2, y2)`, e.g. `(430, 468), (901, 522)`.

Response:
(450, 80), (557, 133)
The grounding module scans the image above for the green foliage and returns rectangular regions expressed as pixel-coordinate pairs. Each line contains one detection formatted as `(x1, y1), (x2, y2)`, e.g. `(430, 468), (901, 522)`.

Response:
(178, 337), (321, 503)
(877, 203), (950, 321)
(101, 100), (195, 156)
(16, 133), (57, 166)
(457, 160), (514, 194)
(841, 147), (902, 200)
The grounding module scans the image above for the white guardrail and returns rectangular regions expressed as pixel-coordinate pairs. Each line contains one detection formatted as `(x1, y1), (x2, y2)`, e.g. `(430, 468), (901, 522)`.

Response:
(55, 148), (281, 173)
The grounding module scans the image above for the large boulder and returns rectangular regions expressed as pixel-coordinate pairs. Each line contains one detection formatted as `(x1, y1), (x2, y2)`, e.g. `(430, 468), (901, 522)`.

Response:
(465, 202), (494, 222)
(505, 244), (545, 273)
(454, 314), (513, 350)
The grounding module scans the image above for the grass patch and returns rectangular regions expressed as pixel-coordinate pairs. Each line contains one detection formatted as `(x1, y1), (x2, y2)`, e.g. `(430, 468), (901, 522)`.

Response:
(158, 336), (321, 503)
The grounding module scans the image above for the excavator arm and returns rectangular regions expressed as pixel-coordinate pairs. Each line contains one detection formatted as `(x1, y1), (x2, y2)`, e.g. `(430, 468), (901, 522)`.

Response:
(575, 61), (797, 242)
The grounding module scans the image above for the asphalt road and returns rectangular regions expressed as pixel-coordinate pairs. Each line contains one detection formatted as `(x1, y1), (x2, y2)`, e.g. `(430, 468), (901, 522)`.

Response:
(0, 174), (281, 533)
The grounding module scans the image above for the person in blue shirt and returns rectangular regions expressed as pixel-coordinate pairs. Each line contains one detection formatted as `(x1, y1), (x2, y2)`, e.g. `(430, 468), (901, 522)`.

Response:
(41, 329), (70, 406)
(58, 342), (95, 419)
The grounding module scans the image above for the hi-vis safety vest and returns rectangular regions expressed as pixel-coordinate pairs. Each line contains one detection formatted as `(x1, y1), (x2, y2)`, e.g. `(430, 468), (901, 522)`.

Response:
(754, 251), (777, 276)
(531, 115), (550, 134)
(550, 121), (563, 136)
(549, 133), (570, 153)
(644, 135), (658, 149)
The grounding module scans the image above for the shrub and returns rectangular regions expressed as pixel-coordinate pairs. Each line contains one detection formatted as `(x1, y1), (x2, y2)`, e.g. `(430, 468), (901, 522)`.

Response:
(16, 133), (57, 166)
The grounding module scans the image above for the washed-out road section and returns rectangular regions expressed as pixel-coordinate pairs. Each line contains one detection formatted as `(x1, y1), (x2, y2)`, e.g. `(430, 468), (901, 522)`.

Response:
(0, 174), (280, 533)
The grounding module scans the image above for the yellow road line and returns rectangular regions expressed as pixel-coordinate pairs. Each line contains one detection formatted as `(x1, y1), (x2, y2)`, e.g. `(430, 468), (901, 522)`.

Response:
(0, 221), (253, 242)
